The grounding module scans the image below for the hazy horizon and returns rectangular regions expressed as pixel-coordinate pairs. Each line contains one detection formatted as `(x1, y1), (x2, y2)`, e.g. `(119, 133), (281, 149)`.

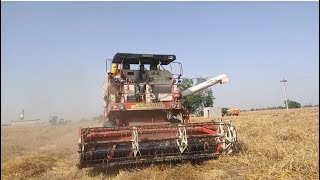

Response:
(1, 2), (319, 123)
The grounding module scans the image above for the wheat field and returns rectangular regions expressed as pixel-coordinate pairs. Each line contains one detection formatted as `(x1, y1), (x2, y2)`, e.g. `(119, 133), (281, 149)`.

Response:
(1, 107), (319, 180)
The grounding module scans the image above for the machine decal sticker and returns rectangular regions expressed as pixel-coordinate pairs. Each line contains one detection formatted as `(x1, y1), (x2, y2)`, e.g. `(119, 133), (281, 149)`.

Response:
(131, 103), (165, 109)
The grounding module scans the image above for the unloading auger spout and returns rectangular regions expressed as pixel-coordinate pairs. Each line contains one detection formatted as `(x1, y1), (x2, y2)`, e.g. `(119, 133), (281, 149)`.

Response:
(181, 74), (229, 97)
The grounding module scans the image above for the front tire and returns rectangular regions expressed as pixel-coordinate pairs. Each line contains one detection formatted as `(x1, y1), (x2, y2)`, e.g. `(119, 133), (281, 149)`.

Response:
(103, 118), (114, 127)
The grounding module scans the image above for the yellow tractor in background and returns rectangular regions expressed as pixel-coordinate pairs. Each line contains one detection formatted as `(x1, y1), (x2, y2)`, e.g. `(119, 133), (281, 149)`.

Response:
(226, 109), (241, 116)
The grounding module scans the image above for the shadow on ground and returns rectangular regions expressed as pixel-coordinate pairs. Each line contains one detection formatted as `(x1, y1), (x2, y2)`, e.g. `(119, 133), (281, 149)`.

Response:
(86, 157), (220, 177)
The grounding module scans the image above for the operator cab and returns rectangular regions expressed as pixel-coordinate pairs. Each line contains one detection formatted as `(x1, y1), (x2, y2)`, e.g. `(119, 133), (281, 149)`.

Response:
(110, 53), (177, 83)
(107, 53), (180, 103)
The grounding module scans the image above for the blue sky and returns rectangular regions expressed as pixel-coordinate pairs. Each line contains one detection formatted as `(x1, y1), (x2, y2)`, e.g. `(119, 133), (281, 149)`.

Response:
(1, 2), (319, 122)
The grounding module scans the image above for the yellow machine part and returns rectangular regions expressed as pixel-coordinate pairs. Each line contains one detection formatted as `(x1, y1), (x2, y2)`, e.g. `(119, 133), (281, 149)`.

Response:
(111, 63), (118, 74)
(227, 109), (240, 115)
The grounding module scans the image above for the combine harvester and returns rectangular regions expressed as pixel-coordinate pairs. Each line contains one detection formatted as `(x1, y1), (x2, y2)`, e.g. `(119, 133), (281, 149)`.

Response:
(78, 53), (237, 168)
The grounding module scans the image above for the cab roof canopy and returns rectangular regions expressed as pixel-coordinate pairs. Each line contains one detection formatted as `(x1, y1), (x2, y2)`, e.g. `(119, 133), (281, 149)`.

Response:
(112, 53), (176, 65)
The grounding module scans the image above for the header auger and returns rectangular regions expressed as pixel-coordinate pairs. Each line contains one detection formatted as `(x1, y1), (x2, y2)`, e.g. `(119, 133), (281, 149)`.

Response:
(78, 53), (237, 169)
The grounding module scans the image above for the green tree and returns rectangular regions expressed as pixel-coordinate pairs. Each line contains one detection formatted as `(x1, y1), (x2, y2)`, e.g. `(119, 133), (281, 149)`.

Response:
(222, 107), (229, 116)
(196, 77), (215, 108)
(178, 77), (215, 114)
(284, 99), (301, 109)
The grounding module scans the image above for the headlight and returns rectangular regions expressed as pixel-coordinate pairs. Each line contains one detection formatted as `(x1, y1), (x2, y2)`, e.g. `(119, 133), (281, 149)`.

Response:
(118, 104), (125, 110)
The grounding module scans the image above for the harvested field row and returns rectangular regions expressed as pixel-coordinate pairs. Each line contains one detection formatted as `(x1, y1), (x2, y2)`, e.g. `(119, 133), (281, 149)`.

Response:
(1, 108), (319, 179)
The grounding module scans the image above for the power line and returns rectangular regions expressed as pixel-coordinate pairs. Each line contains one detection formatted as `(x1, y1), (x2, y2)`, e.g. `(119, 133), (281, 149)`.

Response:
(280, 78), (289, 113)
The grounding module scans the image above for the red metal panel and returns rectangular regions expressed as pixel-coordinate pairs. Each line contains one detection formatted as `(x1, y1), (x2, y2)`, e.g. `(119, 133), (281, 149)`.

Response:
(107, 102), (182, 111)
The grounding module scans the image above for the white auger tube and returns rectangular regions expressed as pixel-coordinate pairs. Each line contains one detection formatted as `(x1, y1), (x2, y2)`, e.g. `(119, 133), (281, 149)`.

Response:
(181, 74), (229, 97)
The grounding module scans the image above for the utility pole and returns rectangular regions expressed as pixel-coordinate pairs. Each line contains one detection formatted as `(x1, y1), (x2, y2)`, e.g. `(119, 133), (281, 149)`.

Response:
(20, 109), (24, 120)
(280, 78), (289, 113)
